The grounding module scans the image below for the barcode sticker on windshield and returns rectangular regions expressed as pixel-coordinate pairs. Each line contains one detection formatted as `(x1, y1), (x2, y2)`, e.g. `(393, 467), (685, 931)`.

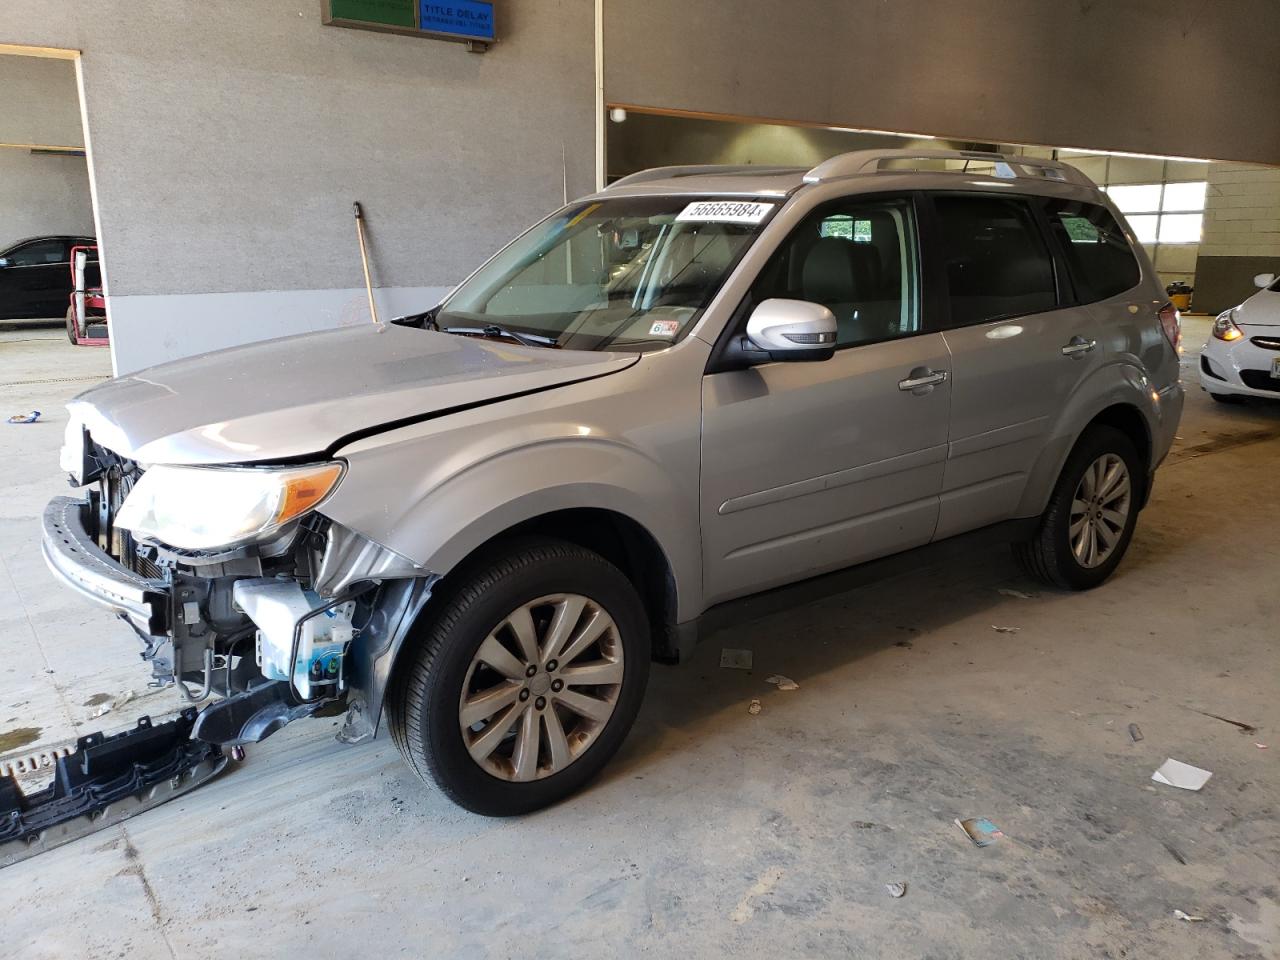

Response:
(676, 201), (774, 225)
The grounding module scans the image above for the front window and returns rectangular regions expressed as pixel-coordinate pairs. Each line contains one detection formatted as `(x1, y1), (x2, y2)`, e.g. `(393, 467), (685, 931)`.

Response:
(437, 196), (776, 351)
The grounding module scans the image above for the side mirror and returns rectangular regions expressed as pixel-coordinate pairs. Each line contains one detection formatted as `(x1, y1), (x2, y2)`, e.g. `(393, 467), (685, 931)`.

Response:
(1255, 273), (1277, 289)
(744, 299), (837, 362)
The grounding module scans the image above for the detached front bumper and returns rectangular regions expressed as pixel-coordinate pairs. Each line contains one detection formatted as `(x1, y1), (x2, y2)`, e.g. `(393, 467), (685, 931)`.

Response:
(41, 496), (169, 638)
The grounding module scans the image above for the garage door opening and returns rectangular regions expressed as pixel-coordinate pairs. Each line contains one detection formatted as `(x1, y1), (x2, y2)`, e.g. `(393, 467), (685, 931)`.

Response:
(0, 44), (108, 365)
(605, 106), (1280, 316)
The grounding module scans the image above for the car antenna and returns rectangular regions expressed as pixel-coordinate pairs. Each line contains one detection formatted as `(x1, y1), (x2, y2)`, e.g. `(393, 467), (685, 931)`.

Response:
(352, 201), (380, 325)
(561, 143), (569, 205)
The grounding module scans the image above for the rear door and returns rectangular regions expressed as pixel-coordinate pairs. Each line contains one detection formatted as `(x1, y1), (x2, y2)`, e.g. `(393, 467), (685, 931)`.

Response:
(928, 193), (1105, 539)
(700, 193), (952, 606)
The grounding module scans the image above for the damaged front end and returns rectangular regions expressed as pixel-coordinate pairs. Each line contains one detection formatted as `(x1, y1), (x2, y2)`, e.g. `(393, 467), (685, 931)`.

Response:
(42, 429), (437, 751)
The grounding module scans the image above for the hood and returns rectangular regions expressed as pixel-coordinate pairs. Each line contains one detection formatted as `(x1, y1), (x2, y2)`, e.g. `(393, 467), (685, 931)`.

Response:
(1235, 288), (1280, 328)
(71, 325), (639, 465)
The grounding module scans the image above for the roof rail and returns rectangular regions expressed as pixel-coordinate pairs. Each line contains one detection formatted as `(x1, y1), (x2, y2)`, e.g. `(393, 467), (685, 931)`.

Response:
(803, 149), (1094, 187)
(606, 164), (804, 190)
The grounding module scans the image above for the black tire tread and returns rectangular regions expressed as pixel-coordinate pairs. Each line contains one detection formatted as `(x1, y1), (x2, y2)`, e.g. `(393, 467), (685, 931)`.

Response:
(1013, 425), (1141, 590)
(387, 537), (644, 812)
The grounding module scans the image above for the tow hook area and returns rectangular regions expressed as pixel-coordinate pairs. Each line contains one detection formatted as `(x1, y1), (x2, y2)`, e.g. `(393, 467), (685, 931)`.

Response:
(0, 709), (226, 869)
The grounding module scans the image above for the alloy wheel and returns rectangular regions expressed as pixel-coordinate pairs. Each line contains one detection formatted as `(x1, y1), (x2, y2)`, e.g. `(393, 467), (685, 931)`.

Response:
(1069, 453), (1131, 569)
(458, 594), (624, 782)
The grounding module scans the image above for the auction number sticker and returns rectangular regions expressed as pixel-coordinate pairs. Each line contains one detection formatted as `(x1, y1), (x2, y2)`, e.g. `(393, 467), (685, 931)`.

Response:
(676, 201), (775, 225)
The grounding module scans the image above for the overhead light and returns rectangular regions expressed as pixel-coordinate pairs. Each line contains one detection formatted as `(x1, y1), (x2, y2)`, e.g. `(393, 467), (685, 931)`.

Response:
(609, 107), (628, 124)
(1058, 146), (1213, 163)
(827, 125), (937, 140)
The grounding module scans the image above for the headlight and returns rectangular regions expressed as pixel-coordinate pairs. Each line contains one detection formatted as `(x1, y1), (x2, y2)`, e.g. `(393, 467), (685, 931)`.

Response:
(59, 418), (86, 484)
(1212, 310), (1244, 342)
(115, 462), (345, 552)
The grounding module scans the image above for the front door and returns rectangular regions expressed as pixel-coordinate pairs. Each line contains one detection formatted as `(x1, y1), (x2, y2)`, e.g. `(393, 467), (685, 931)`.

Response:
(700, 194), (951, 606)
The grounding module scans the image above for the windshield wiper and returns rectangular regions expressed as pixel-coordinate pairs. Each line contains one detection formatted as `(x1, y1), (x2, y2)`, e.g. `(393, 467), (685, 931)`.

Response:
(443, 324), (558, 348)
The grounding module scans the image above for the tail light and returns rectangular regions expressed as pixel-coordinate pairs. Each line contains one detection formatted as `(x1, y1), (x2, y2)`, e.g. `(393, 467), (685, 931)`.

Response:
(1159, 302), (1181, 351)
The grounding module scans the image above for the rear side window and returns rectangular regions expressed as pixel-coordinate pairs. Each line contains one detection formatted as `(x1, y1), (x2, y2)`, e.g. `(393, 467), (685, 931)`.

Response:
(1044, 199), (1140, 302)
(8, 239), (68, 266)
(932, 195), (1057, 326)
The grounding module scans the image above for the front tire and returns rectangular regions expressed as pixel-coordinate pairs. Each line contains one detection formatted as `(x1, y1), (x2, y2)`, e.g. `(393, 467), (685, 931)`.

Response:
(1013, 425), (1143, 590)
(388, 538), (650, 816)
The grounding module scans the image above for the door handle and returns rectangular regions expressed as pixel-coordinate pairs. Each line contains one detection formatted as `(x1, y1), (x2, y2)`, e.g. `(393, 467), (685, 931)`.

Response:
(898, 369), (949, 391)
(1061, 336), (1097, 357)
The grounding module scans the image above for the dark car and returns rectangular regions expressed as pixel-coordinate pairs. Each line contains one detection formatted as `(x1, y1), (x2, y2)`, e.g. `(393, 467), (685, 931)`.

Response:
(0, 235), (96, 320)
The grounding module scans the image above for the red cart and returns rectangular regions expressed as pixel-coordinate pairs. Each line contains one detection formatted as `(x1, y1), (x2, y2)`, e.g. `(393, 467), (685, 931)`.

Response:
(66, 244), (108, 347)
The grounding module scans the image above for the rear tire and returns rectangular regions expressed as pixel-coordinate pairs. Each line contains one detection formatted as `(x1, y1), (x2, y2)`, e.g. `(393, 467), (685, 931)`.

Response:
(1013, 425), (1143, 590)
(388, 538), (650, 816)
(1209, 392), (1245, 405)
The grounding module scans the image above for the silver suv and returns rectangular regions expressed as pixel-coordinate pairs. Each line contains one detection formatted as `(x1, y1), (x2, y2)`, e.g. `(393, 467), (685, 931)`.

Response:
(43, 150), (1183, 814)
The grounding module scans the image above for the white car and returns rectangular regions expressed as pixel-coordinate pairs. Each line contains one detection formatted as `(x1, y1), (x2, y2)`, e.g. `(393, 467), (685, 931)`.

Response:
(1200, 272), (1280, 403)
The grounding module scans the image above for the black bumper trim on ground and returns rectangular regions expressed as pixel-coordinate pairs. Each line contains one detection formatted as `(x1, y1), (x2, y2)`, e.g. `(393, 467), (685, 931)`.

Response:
(0, 709), (226, 868)
(40, 496), (169, 636)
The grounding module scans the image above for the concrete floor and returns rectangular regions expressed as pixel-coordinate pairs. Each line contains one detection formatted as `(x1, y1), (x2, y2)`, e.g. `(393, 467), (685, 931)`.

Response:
(1, 318), (1277, 959)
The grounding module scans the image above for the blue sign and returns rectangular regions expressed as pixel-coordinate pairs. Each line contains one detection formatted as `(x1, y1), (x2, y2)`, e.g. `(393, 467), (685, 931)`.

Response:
(419, 1), (495, 40)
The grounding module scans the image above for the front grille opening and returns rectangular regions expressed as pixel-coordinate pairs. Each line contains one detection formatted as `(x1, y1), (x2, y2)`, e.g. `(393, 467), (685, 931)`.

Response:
(1239, 369), (1280, 392)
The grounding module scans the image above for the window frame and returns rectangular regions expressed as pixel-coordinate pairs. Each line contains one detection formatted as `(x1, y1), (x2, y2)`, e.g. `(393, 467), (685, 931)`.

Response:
(708, 190), (939, 370)
(920, 190), (1070, 331)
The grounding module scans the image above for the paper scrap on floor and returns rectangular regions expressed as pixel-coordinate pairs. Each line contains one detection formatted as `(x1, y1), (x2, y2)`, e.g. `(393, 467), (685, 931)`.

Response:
(955, 817), (1004, 846)
(1152, 758), (1213, 791)
(765, 675), (799, 691)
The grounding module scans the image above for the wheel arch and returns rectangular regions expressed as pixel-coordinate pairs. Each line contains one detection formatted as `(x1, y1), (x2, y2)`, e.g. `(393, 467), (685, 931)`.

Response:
(436, 507), (683, 664)
(1018, 379), (1159, 520)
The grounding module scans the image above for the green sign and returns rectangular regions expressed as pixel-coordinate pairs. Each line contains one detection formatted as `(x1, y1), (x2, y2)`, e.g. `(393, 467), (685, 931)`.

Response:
(324, 0), (495, 48)
(328, 0), (415, 28)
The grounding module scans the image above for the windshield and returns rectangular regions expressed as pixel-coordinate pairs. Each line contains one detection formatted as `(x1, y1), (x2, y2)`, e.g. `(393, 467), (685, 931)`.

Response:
(437, 196), (777, 351)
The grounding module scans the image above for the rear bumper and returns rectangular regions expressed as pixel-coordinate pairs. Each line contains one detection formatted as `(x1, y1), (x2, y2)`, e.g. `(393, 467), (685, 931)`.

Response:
(41, 496), (169, 637)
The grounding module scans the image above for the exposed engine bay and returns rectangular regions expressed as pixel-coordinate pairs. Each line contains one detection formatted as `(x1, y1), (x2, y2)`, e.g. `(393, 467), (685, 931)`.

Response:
(57, 430), (435, 750)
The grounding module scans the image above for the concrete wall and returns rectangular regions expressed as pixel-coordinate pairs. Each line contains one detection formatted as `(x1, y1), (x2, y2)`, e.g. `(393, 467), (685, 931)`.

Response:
(0, 54), (83, 147)
(606, 112), (976, 181)
(604, 0), (1280, 166)
(0, 150), (95, 251)
(1194, 164), (1280, 314)
(0, 0), (595, 372)
(0, 55), (94, 254)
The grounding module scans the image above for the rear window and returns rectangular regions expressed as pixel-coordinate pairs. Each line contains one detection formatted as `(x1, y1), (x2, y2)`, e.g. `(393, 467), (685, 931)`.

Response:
(1044, 199), (1140, 303)
(932, 195), (1058, 327)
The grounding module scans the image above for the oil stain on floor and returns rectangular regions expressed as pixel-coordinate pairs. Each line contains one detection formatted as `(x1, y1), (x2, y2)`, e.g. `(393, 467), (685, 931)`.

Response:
(0, 726), (43, 752)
